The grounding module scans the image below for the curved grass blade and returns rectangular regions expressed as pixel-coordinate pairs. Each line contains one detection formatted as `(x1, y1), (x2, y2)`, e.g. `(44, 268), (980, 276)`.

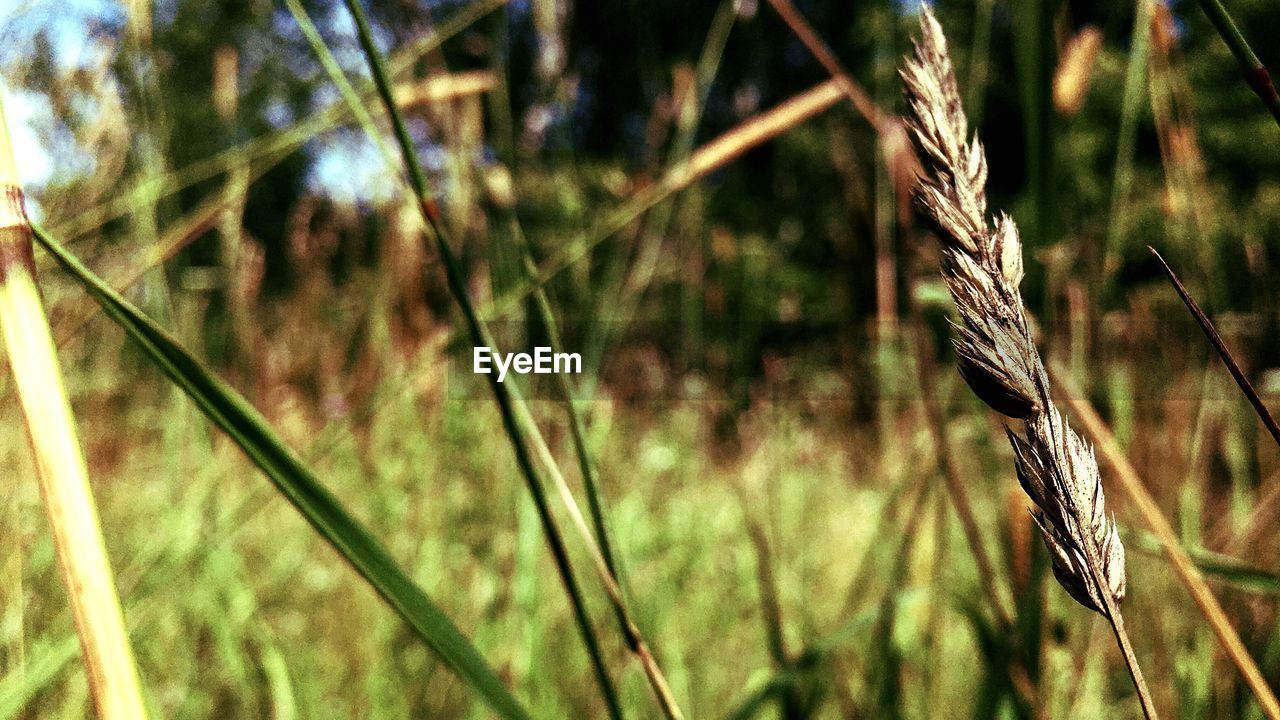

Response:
(1123, 528), (1280, 596)
(1150, 246), (1280, 450)
(30, 226), (530, 720)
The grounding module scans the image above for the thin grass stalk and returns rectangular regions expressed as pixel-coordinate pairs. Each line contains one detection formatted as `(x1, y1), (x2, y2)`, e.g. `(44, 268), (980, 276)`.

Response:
(744, 520), (788, 668)
(358, 0), (625, 599)
(900, 10), (1157, 717)
(484, 4), (636, 593)
(1062, 489), (1154, 717)
(509, 218), (624, 579)
(764, 0), (886, 131)
(586, 0), (736, 375)
(1149, 247), (1280, 450)
(742, 520), (804, 717)
(282, 0), (400, 172)
(765, 0), (905, 423)
(0, 97), (147, 720)
(500, 370), (684, 717)
(1104, 0), (1155, 277)
(1051, 364), (1280, 719)
(541, 0), (733, 582)
(335, 4), (625, 716)
(337, 2), (686, 716)
(1013, 0), (1055, 251)
(837, 472), (913, 616)
(871, 479), (933, 716)
(966, 0), (996, 125)
(1195, 0), (1280, 130)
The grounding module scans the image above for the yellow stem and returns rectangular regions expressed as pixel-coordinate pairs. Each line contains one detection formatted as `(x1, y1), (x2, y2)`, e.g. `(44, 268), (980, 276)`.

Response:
(0, 93), (147, 719)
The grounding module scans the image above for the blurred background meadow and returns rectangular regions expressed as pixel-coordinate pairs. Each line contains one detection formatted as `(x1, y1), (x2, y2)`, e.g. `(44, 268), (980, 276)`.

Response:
(2, 0), (1280, 717)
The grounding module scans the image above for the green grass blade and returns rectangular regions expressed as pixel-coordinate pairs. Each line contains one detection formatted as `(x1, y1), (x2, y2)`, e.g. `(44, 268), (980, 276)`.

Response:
(30, 226), (530, 720)
(281, 0), (400, 173)
(1104, 0), (1155, 277)
(1123, 528), (1280, 596)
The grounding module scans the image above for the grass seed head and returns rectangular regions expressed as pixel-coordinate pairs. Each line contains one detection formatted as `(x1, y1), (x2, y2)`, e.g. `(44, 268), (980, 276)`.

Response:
(902, 5), (1126, 614)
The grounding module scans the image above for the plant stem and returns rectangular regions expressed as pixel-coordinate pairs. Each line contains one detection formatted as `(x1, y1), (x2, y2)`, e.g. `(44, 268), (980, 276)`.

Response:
(765, 0), (885, 130)
(337, 4), (622, 717)
(1196, 0), (1280, 130)
(511, 219), (622, 578)
(0, 97), (147, 720)
(1104, 0), (1154, 278)
(1102, 606), (1158, 720)
(1065, 494), (1158, 719)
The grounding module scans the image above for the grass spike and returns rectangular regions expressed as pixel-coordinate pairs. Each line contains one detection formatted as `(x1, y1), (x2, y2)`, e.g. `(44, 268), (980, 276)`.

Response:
(1054, 363), (1280, 719)
(900, 9), (1157, 717)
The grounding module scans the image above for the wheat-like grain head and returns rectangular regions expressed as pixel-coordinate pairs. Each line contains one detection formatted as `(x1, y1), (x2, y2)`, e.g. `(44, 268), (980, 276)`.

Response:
(901, 6), (1126, 614)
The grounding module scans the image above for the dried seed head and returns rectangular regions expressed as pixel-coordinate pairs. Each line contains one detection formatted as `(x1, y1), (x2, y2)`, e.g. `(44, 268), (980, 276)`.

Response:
(953, 331), (1040, 418)
(992, 213), (1024, 287)
(904, 5), (1128, 616)
(942, 250), (1043, 418)
(900, 9), (988, 257)
(1007, 410), (1126, 611)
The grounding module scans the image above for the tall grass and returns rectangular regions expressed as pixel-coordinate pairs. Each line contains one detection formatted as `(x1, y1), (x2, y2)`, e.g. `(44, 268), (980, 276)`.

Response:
(9, 1), (1280, 717)
(31, 226), (530, 718)
(337, 0), (682, 715)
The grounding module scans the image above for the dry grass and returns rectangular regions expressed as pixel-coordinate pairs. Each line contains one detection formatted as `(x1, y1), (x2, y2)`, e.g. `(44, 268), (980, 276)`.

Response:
(900, 8), (1154, 717)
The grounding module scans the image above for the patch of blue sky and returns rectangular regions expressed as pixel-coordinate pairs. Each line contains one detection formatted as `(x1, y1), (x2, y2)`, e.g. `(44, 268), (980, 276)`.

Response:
(307, 128), (399, 205)
(2, 86), (54, 194)
(1, 0), (120, 208)
(1, 0), (124, 70)
(896, 0), (933, 15)
(4, 0), (499, 212)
